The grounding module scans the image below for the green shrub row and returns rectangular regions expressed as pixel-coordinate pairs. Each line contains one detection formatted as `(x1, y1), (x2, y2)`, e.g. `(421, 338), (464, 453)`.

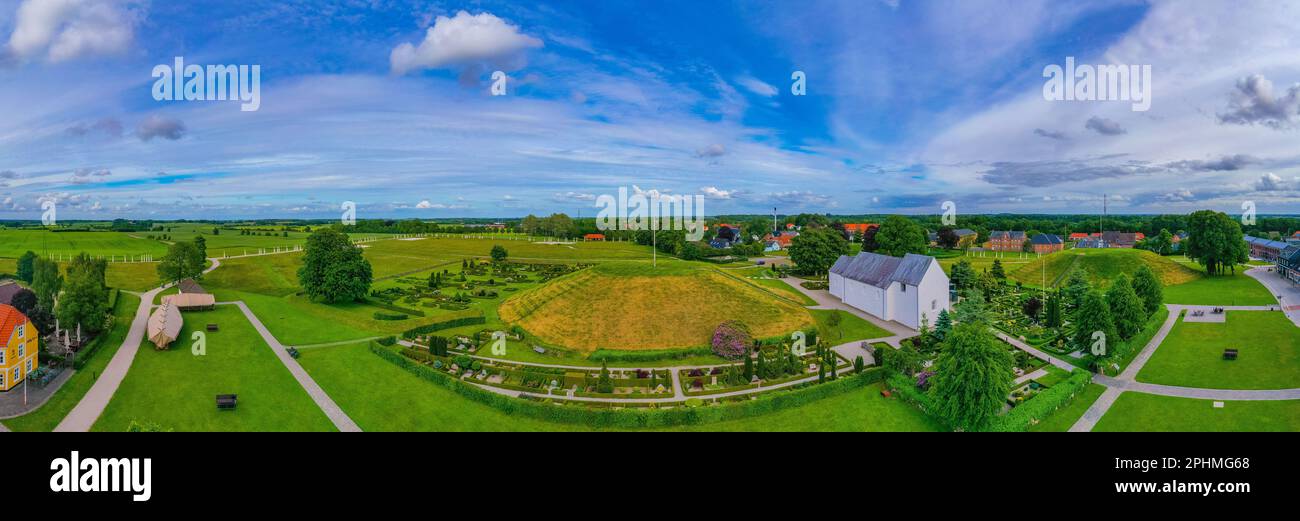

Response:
(400, 315), (487, 339)
(367, 298), (426, 318)
(371, 342), (884, 428)
(587, 346), (715, 363)
(373, 312), (409, 321)
(987, 370), (1092, 432)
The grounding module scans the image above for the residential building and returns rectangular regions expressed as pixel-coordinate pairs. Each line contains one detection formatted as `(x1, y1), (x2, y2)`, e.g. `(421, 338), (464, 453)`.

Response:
(842, 223), (878, 241)
(583, 233), (605, 241)
(0, 304), (39, 391)
(1067, 233), (1090, 242)
(828, 252), (950, 330)
(954, 229), (979, 249)
(1279, 244), (1300, 284)
(1245, 236), (1289, 262)
(763, 230), (798, 251)
(988, 231), (1027, 252)
(1030, 233), (1064, 254)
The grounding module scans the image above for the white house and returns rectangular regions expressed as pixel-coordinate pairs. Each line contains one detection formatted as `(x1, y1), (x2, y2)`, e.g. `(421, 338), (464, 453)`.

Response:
(828, 252), (950, 330)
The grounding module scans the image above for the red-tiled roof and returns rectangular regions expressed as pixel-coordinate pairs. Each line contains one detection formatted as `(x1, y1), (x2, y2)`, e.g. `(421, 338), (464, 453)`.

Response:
(1068, 233), (1090, 240)
(584, 233), (605, 239)
(843, 223), (878, 233)
(0, 304), (31, 349)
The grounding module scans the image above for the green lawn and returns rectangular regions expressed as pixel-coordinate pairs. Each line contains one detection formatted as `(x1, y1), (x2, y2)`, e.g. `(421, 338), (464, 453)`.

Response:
(298, 342), (940, 432)
(1161, 265), (1275, 306)
(1094, 392), (1300, 432)
(2, 293), (140, 432)
(93, 305), (336, 431)
(811, 308), (892, 344)
(0, 229), (169, 258)
(1136, 311), (1300, 389)
(1028, 383), (1106, 432)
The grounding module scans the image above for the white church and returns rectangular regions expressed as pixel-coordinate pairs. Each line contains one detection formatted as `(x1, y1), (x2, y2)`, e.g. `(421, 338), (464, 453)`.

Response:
(828, 252), (951, 331)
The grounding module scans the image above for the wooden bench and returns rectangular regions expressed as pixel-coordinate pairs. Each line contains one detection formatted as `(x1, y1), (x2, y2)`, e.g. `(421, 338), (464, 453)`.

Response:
(216, 394), (238, 410)
(1223, 349), (1238, 361)
(206, 324), (219, 332)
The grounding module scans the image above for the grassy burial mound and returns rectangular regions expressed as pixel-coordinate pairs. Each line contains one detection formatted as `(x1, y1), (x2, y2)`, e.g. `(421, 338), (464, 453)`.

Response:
(499, 262), (815, 351)
(1009, 248), (1200, 289)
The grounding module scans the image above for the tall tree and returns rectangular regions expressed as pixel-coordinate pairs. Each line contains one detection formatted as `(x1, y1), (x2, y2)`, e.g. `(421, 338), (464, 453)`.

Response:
(57, 253), (110, 335)
(952, 290), (991, 325)
(1185, 210), (1248, 275)
(949, 259), (976, 290)
(1130, 265), (1164, 317)
(194, 235), (207, 262)
(9, 288), (37, 317)
(874, 215), (928, 257)
(930, 322), (1014, 431)
(16, 251), (37, 283)
(157, 242), (203, 284)
(936, 226), (959, 249)
(490, 245), (508, 263)
(1062, 268), (1091, 310)
(31, 257), (63, 312)
(788, 228), (847, 275)
(859, 225), (881, 252)
(1072, 289), (1117, 355)
(298, 229), (373, 303)
(990, 259), (1006, 280)
(1106, 275), (1146, 340)
(1044, 290), (1063, 328)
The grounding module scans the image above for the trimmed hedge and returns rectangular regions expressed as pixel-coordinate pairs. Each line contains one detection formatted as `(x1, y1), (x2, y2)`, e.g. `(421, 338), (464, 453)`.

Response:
(588, 346), (716, 363)
(400, 315), (487, 339)
(371, 342), (884, 428)
(987, 369), (1092, 432)
(373, 312), (408, 321)
(367, 298), (426, 318)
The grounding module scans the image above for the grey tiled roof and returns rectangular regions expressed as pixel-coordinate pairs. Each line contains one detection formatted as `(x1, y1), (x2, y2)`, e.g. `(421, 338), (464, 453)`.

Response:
(830, 252), (936, 289)
(1030, 233), (1062, 245)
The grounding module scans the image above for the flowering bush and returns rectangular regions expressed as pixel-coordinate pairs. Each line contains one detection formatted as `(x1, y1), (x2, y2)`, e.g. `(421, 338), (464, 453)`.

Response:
(711, 320), (753, 360)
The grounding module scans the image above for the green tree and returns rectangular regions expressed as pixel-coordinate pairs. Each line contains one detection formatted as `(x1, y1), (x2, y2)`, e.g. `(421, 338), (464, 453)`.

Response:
(949, 259), (976, 291)
(16, 251), (37, 283)
(1106, 275), (1146, 340)
(298, 229), (373, 303)
(1062, 268), (1091, 310)
(490, 245), (508, 263)
(157, 241), (203, 284)
(1044, 290), (1063, 328)
(884, 343), (922, 376)
(193, 235), (207, 263)
(1130, 265), (1164, 317)
(56, 253), (110, 335)
(596, 361), (614, 393)
(990, 259), (1006, 280)
(1073, 289), (1117, 354)
(930, 322), (1014, 431)
(874, 215), (927, 257)
(1185, 210), (1248, 275)
(788, 228), (847, 275)
(952, 290), (990, 325)
(742, 349), (754, 381)
(31, 257), (63, 311)
(934, 309), (953, 341)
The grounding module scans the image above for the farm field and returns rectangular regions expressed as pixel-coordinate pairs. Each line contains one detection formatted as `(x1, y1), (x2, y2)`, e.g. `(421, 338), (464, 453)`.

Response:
(499, 261), (815, 351)
(297, 342), (940, 432)
(0, 229), (168, 259)
(1136, 311), (1300, 390)
(92, 305), (336, 432)
(1094, 393), (1300, 432)
(2, 292), (140, 432)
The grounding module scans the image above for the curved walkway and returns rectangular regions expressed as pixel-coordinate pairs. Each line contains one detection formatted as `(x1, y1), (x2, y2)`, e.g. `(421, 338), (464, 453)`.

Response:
(1067, 301), (1300, 432)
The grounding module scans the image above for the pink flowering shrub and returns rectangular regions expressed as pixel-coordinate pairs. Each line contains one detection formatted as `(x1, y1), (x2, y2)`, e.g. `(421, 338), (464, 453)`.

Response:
(711, 320), (752, 360)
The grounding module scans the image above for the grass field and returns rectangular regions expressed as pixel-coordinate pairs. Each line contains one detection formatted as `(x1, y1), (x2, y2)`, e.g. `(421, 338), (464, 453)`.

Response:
(1094, 392), (1300, 432)
(93, 305), (336, 431)
(298, 342), (941, 431)
(1160, 259), (1275, 306)
(499, 261), (815, 351)
(1136, 311), (1299, 389)
(1007, 249), (1200, 289)
(810, 308), (892, 344)
(0, 229), (169, 258)
(2, 293), (140, 432)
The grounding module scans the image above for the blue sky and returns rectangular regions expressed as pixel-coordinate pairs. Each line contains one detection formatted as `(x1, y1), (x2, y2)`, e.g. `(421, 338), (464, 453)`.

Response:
(1, 0), (1299, 220)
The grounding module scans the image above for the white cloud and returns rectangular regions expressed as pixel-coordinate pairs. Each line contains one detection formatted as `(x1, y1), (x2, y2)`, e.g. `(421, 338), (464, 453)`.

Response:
(737, 75), (778, 97)
(700, 186), (733, 199)
(5, 0), (139, 64)
(695, 143), (726, 158)
(1255, 172), (1287, 191)
(135, 115), (186, 141)
(390, 11), (543, 75)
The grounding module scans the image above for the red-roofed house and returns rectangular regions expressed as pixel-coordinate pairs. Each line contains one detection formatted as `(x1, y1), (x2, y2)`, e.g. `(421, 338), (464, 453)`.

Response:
(0, 304), (39, 391)
(1068, 233), (1090, 241)
(842, 223), (878, 240)
(583, 233), (606, 241)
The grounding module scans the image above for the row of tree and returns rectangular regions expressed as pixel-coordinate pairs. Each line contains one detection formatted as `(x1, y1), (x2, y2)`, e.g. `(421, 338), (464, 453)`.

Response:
(14, 250), (111, 339)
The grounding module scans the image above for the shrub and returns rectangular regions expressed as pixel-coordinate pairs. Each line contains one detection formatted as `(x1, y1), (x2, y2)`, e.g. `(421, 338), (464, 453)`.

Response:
(375, 336), (397, 346)
(373, 312), (408, 321)
(711, 320), (753, 360)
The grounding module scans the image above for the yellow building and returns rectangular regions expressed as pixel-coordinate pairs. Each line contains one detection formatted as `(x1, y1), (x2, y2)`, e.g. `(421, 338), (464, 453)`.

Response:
(0, 304), (39, 391)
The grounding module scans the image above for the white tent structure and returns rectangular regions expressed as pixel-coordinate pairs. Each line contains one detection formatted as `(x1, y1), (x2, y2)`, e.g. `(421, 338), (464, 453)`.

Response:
(147, 301), (183, 349)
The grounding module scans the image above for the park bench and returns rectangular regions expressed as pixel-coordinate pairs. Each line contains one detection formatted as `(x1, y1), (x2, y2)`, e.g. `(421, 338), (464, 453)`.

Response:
(216, 394), (238, 410)
(206, 324), (219, 332)
(1223, 349), (1238, 361)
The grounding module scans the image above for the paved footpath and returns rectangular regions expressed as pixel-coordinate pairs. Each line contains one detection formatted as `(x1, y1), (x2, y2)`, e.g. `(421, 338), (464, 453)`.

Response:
(1245, 265), (1300, 327)
(223, 301), (361, 432)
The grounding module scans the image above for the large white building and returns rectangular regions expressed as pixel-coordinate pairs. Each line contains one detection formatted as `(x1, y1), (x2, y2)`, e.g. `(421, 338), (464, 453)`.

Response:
(828, 252), (950, 330)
